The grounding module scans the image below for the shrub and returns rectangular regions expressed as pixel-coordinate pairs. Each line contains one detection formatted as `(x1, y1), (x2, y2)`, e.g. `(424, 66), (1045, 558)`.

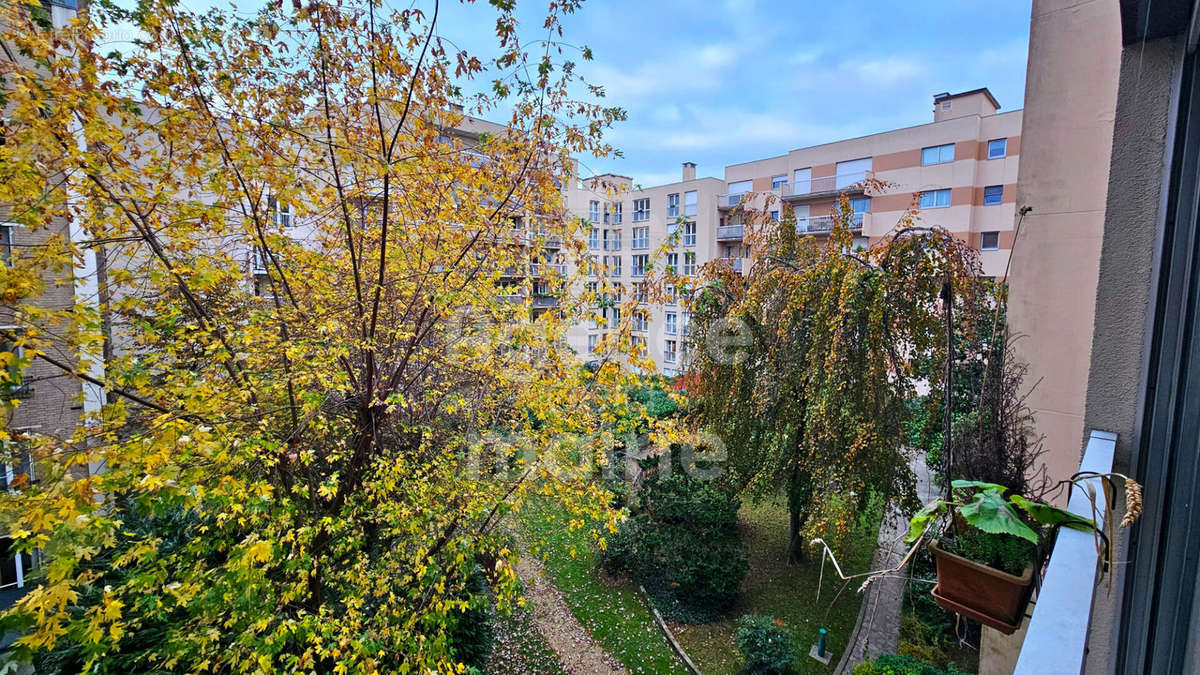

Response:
(851, 653), (965, 675)
(448, 568), (494, 670)
(736, 615), (799, 675)
(597, 518), (642, 576)
(633, 386), (680, 419)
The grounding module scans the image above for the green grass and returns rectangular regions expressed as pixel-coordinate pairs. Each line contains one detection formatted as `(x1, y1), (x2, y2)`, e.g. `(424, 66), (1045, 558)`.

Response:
(521, 504), (687, 674)
(487, 603), (566, 675)
(670, 497), (884, 674)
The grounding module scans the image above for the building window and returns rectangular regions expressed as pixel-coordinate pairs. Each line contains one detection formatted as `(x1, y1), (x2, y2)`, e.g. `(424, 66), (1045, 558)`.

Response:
(665, 285), (676, 305)
(667, 193), (680, 218)
(770, 210), (779, 221)
(0, 537), (36, 593)
(919, 188), (952, 209)
(684, 191), (697, 217)
(632, 226), (650, 250)
(267, 196), (291, 227)
(589, 228), (600, 249)
(0, 328), (31, 401)
(664, 340), (677, 363)
(921, 143), (955, 165)
(0, 223), (14, 265)
(683, 252), (697, 276)
(633, 311), (648, 332)
(681, 311), (691, 336)
(942, 100), (952, 110)
(603, 230), (621, 251)
(984, 185), (1003, 205)
(633, 198), (650, 222)
(632, 254), (648, 277)
(772, 174), (787, 190)
(981, 231), (1000, 251)
(632, 282), (647, 302)
(666, 253), (678, 275)
(588, 200), (600, 222)
(631, 335), (646, 354)
(987, 138), (1007, 159)
(604, 255), (622, 277)
(728, 179), (752, 196)
(682, 222), (696, 246)
(665, 312), (677, 334)
(587, 334), (598, 353)
(611, 202), (623, 224)
(794, 167), (812, 194)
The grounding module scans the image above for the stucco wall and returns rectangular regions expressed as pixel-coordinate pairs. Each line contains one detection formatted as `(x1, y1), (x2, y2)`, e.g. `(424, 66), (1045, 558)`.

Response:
(1081, 35), (1185, 675)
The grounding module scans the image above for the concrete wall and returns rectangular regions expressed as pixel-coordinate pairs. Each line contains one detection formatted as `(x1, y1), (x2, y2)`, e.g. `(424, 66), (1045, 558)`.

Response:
(1081, 34), (1185, 675)
(1006, 0), (1121, 496)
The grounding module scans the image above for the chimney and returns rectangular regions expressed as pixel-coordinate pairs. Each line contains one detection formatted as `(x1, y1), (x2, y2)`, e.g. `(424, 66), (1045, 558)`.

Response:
(682, 162), (696, 181)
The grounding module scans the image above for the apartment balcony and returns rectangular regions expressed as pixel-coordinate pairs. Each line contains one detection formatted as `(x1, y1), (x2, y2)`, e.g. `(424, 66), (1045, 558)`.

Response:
(716, 192), (747, 210)
(719, 257), (745, 273)
(781, 170), (872, 202)
(796, 212), (866, 234)
(716, 224), (744, 241)
(531, 295), (558, 308)
(529, 263), (567, 277)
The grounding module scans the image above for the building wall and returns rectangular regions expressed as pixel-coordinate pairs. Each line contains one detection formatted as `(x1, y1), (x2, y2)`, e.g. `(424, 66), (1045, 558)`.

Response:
(1006, 0), (1122, 498)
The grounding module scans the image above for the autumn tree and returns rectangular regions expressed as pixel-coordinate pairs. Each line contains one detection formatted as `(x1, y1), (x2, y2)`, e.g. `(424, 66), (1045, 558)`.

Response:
(0, 0), (652, 671)
(686, 191), (981, 561)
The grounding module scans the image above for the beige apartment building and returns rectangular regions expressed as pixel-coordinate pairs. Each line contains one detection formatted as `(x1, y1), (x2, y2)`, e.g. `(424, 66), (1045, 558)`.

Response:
(571, 88), (1022, 374)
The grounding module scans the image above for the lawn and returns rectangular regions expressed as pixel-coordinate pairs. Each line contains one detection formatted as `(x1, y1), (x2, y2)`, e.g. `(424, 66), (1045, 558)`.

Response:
(670, 497), (884, 674)
(521, 503), (687, 674)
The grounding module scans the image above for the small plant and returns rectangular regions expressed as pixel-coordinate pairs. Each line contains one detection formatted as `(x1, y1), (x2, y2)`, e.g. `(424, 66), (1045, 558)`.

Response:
(852, 653), (966, 675)
(736, 615), (798, 675)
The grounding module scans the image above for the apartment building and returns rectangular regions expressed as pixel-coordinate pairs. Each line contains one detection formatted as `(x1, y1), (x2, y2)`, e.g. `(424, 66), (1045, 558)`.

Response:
(568, 164), (725, 374)
(723, 88), (1022, 279)
(571, 88), (1022, 374)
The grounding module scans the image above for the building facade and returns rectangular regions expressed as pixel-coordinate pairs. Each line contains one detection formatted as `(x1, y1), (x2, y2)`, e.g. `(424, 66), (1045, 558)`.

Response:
(570, 89), (1022, 374)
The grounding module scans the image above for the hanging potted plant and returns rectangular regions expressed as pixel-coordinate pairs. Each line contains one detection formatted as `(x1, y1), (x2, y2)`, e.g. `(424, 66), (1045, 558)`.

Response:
(905, 475), (1141, 633)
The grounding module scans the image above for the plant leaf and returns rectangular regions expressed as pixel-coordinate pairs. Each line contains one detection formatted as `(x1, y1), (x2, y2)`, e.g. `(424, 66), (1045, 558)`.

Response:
(950, 479), (1010, 492)
(905, 499), (947, 543)
(1010, 495), (1096, 531)
(959, 491), (1040, 543)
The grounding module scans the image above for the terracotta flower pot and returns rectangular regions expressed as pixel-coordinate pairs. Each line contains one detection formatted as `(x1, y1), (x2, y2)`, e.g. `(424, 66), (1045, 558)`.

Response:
(928, 538), (1034, 634)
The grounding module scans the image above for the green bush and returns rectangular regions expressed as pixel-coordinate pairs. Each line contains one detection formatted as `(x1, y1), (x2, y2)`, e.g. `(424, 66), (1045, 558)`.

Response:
(602, 447), (749, 623)
(736, 615), (799, 675)
(851, 653), (965, 675)
(448, 567), (494, 670)
(633, 386), (680, 419)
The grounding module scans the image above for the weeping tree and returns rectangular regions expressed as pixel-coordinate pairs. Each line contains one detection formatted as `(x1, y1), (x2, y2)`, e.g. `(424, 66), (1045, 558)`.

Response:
(686, 189), (982, 561)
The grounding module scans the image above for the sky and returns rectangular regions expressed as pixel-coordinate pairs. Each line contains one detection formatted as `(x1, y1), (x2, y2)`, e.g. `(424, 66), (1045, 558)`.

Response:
(439, 0), (1033, 187)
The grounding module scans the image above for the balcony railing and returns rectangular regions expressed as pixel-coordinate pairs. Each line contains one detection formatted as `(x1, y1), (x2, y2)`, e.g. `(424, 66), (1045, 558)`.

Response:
(782, 170), (872, 198)
(531, 295), (558, 308)
(1013, 429), (1116, 675)
(250, 248), (270, 274)
(796, 212), (866, 234)
(719, 257), (745, 272)
(717, 192), (747, 210)
(529, 263), (566, 277)
(716, 224), (744, 240)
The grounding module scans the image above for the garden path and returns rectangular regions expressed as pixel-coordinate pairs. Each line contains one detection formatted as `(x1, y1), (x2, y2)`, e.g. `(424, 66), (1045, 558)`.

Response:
(515, 551), (629, 674)
(835, 456), (939, 673)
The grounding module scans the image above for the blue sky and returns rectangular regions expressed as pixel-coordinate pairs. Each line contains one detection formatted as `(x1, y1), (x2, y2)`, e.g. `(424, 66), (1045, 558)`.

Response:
(442, 0), (1033, 187)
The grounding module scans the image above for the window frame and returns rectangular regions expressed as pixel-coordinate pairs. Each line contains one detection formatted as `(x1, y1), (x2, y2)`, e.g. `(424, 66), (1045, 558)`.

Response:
(919, 188), (952, 209)
(987, 138), (1008, 159)
(980, 231), (1000, 251)
(632, 198), (650, 222)
(983, 185), (1004, 206)
(921, 143), (955, 166)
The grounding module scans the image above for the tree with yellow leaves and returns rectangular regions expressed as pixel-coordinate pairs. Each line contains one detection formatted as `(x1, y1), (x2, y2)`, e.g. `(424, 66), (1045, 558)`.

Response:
(0, 0), (652, 671)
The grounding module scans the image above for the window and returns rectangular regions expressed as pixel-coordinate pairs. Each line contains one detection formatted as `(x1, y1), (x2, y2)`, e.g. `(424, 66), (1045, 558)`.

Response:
(665, 285), (677, 305)
(632, 282), (647, 302)
(919, 189), (952, 209)
(666, 222), (678, 238)
(983, 185), (1003, 205)
(981, 231), (1000, 251)
(589, 228), (600, 249)
(684, 191), (697, 217)
(0, 537), (36, 592)
(633, 312), (648, 332)
(770, 210), (779, 221)
(681, 311), (691, 336)
(631, 335), (646, 354)
(0, 223), (14, 265)
(836, 157), (872, 189)
(682, 222), (696, 246)
(588, 313), (599, 330)
(666, 253), (678, 274)
(0, 328), (30, 401)
(587, 334), (598, 354)
(728, 179), (752, 196)
(665, 312), (678, 334)
(604, 230), (622, 251)
(589, 200), (600, 222)
(668, 193), (680, 218)
(987, 138), (1007, 159)
(683, 252), (697, 276)
(921, 144), (955, 165)
(632, 254), (648, 277)
(849, 197), (870, 227)
(772, 174), (787, 190)
(267, 196), (291, 227)
(605, 255), (622, 277)
(632, 226), (650, 249)
(633, 198), (650, 222)
(794, 167), (812, 194)
(941, 100), (952, 110)
(664, 340), (677, 363)
(611, 202), (623, 224)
